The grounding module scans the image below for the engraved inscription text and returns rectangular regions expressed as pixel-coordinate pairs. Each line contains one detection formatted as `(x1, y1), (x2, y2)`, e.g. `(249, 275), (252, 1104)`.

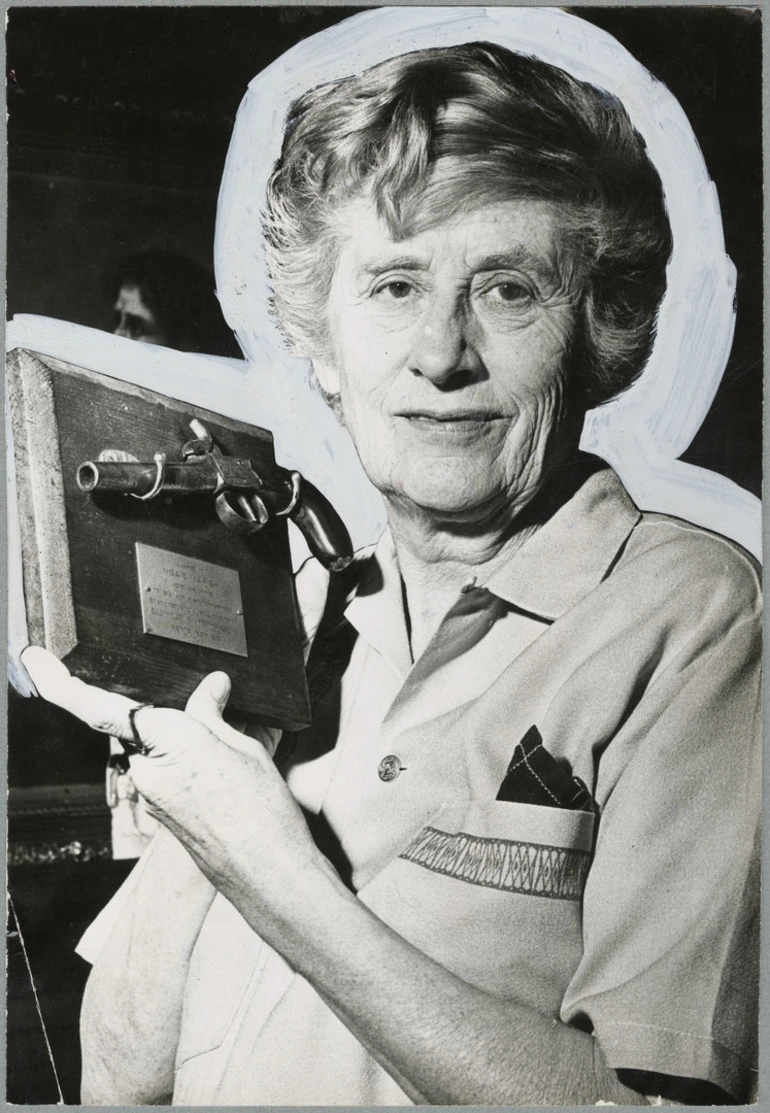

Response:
(136, 543), (248, 657)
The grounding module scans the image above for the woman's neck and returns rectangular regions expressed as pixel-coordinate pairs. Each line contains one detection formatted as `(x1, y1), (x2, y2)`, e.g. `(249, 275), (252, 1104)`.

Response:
(389, 508), (541, 660)
(387, 454), (598, 659)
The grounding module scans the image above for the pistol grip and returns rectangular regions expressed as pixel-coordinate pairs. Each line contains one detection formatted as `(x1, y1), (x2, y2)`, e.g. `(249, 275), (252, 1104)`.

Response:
(289, 479), (354, 572)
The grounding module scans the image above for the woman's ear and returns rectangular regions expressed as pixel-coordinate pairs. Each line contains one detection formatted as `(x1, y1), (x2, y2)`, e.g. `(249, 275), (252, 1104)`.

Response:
(311, 358), (341, 396)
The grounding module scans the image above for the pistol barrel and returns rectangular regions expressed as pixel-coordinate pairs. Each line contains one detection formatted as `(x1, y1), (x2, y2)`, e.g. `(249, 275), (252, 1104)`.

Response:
(76, 457), (221, 497)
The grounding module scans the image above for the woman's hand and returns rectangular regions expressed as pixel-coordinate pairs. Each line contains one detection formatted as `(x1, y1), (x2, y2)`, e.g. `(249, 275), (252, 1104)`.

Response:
(20, 647), (331, 941)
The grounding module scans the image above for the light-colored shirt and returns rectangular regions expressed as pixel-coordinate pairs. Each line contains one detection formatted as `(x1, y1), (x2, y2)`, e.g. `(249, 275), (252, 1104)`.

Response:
(80, 468), (761, 1105)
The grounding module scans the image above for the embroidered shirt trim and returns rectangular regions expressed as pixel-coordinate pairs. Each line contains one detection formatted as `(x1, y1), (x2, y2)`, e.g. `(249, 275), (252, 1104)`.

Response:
(399, 825), (590, 901)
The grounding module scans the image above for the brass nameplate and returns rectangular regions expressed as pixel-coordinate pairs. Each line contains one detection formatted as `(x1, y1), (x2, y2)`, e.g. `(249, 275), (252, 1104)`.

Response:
(136, 543), (248, 657)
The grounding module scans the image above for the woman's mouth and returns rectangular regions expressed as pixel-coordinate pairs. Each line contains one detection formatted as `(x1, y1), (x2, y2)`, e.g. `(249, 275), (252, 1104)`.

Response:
(399, 411), (506, 434)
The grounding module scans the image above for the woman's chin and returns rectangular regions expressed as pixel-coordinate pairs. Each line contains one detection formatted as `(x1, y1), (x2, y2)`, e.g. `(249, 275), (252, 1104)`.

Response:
(387, 479), (505, 523)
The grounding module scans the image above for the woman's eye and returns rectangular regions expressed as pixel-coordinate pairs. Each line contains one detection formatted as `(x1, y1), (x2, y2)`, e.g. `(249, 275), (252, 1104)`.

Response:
(375, 280), (414, 300)
(488, 281), (533, 304)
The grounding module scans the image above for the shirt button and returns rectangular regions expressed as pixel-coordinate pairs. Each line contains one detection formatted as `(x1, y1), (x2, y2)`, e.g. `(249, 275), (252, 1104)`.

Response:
(378, 754), (404, 782)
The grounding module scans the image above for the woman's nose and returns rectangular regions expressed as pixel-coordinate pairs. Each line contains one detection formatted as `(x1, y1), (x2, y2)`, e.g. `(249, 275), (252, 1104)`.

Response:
(407, 295), (481, 386)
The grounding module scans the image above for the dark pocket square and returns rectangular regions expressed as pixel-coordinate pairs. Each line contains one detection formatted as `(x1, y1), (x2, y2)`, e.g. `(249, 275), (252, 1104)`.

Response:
(496, 725), (594, 812)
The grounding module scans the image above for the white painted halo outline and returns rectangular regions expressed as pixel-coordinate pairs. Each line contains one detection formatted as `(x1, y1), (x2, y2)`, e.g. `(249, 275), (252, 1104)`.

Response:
(214, 6), (760, 558)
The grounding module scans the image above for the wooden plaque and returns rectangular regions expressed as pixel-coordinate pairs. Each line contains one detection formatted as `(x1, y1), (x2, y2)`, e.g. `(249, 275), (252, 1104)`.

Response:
(8, 348), (311, 730)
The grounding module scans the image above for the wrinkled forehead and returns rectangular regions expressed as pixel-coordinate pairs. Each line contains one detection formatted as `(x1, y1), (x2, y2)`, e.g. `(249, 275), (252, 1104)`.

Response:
(334, 193), (560, 256)
(327, 187), (586, 293)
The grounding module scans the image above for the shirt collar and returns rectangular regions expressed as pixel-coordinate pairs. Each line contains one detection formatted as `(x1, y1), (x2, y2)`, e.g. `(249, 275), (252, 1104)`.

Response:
(485, 468), (640, 620)
(344, 468), (641, 662)
(345, 529), (413, 676)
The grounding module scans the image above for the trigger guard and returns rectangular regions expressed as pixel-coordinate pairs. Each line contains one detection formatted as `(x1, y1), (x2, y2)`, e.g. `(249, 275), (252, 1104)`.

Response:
(215, 491), (268, 535)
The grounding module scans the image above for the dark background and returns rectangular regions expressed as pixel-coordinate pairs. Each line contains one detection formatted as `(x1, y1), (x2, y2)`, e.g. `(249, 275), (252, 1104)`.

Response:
(4, 7), (763, 1103)
(6, 5), (763, 494)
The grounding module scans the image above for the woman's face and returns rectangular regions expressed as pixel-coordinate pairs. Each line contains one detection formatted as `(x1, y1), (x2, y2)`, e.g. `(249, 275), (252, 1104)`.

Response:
(314, 197), (583, 525)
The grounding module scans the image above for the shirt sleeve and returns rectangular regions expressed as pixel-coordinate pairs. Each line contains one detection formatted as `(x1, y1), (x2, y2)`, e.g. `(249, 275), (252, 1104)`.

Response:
(560, 584), (760, 1103)
(75, 844), (150, 963)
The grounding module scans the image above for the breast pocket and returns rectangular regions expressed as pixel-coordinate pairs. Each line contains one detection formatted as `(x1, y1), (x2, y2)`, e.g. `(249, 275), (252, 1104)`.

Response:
(360, 800), (595, 1012)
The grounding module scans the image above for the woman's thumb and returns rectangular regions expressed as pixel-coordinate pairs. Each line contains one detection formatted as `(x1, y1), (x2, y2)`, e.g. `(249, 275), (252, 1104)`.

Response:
(185, 671), (232, 726)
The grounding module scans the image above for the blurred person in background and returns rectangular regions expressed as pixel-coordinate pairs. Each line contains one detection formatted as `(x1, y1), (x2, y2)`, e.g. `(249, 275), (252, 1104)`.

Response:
(109, 248), (242, 358)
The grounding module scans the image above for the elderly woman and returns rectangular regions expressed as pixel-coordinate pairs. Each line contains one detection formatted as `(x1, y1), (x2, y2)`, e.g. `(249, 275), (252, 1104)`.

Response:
(24, 41), (759, 1107)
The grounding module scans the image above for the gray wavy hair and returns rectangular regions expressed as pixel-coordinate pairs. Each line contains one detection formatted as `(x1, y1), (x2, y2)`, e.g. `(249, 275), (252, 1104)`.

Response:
(264, 42), (672, 407)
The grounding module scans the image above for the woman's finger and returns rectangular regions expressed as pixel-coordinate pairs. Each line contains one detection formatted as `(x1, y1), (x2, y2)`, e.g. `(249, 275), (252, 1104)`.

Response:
(20, 648), (257, 762)
(21, 645), (142, 741)
(20, 646), (77, 704)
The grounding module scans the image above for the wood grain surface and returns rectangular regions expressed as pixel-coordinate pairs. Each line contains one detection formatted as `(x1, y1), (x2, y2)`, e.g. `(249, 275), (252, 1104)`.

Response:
(8, 349), (311, 729)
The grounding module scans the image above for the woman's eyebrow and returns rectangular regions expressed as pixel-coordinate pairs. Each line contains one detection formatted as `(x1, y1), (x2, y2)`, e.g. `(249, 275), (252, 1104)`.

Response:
(472, 251), (560, 285)
(357, 256), (429, 278)
(357, 250), (561, 284)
